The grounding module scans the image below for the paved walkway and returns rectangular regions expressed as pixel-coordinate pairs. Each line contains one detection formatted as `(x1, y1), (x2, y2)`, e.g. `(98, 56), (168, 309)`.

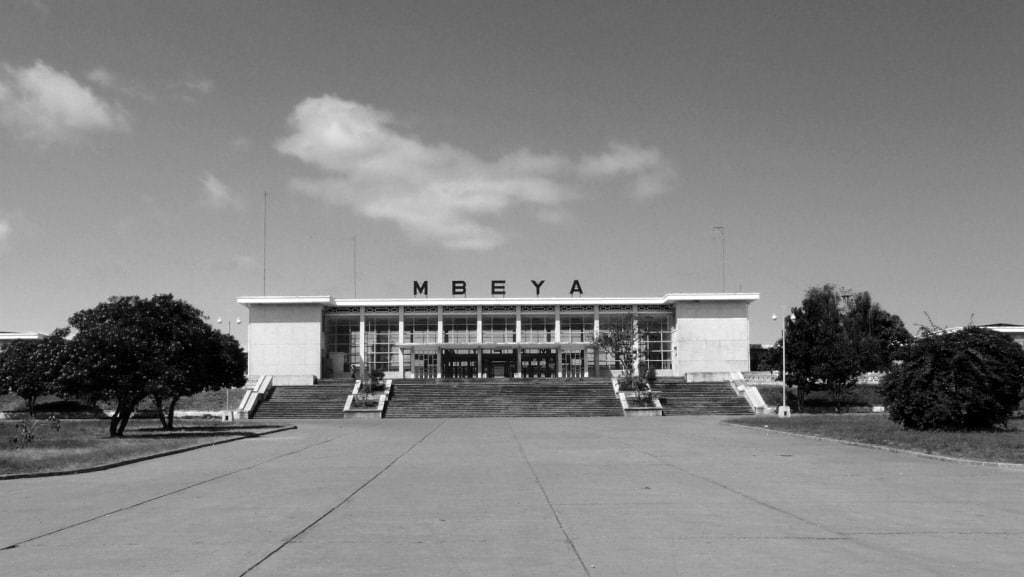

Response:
(1, 417), (1022, 576)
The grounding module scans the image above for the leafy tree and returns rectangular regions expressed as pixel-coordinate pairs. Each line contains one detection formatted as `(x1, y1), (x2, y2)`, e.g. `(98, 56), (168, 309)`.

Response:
(778, 285), (910, 410)
(882, 326), (1024, 430)
(595, 315), (654, 404)
(152, 328), (246, 430)
(0, 329), (70, 416)
(844, 292), (914, 374)
(63, 294), (244, 436)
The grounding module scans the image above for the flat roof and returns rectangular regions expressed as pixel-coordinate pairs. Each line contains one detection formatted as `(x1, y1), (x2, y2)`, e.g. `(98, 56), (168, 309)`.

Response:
(238, 293), (759, 307)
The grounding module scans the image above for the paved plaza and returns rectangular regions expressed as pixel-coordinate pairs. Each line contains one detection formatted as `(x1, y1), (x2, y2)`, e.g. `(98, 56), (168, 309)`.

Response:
(1, 417), (1022, 576)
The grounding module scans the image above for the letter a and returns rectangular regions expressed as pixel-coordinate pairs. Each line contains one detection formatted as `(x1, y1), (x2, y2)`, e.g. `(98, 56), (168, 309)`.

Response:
(569, 280), (583, 297)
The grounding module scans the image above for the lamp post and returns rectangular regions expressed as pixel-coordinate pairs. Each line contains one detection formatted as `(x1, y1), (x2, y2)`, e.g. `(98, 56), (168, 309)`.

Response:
(772, 313), (795, 417)
(217, 316), (242, 417)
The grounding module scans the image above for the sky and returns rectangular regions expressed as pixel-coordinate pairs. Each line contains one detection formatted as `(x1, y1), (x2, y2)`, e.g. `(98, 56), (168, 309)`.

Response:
(2, 0), (1023, 350)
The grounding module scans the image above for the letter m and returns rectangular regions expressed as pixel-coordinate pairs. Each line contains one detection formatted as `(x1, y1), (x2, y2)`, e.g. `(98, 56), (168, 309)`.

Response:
(413, 281), (429, 296)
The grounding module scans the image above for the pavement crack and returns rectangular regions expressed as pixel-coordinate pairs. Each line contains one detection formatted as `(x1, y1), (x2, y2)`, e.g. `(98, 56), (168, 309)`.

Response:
(238, 420), (447, 577)
(510, 422), (592, 577)
(0, 437), (337, 552)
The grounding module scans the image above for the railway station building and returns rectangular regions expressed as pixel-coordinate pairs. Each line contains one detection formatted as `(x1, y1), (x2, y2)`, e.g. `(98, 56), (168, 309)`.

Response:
(240, 292), (758, 385)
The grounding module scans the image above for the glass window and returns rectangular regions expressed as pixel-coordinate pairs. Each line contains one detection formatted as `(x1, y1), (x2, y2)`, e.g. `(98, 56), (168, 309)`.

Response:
(404, 315), (437, 344)
(443, 315), (476, 344)
(640, 314), (673, 370)
(521, 315), (554, 343)
(324, 316), (360, 374)
(482, 315), (515, 343)
(365, 316), (400, 372)
(561, 314), (594, 343)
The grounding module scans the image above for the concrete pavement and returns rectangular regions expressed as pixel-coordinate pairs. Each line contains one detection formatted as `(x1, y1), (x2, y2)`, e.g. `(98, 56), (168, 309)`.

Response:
(1, 417), (1021, 576)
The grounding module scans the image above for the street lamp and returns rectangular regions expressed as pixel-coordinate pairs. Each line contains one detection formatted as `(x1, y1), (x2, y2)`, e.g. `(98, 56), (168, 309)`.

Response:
(772, 313), (796, 418)
(217, 316), (242, 418)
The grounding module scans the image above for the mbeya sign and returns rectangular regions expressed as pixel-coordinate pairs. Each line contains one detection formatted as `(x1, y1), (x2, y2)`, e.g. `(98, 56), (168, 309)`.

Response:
(413, 280), (583, 298)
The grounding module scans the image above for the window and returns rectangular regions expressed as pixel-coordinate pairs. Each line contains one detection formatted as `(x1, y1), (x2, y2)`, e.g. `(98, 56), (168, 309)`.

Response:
(640, 314), (673, 370)
(404, 315), (437, 344)
(443, 315), (476, 344)
(561, 314), (594, 343)
(324, 316), (360, 373)
(482, 315), (515, 343)
(521, 315), (555, 343)
(365, 316), (400, 372)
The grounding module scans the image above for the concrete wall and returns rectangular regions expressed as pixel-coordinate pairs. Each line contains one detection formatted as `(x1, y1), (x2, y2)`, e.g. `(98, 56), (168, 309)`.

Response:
(672, 301), (751, 375)
(246, 304), (323, 381)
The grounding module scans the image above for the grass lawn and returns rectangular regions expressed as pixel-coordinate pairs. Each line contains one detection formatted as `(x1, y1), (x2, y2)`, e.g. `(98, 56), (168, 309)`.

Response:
(725, 414), (1024, 465)
(1, 418), (290, 477)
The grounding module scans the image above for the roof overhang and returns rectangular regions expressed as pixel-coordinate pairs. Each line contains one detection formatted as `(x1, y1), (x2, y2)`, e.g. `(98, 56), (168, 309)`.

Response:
(237, 296), (332, 307)
(237, 293), (759, 308)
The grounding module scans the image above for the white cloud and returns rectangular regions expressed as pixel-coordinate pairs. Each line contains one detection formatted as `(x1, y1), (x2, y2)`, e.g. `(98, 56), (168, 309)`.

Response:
(201, 172), (244, 210)
(0, 215), (11, 255)
(170, 73), (214, 102)
(579, 143), (677, 198)
(86, 67), (154, 102)
(277, 95), (675, 251)
(0, 60), (130, 146)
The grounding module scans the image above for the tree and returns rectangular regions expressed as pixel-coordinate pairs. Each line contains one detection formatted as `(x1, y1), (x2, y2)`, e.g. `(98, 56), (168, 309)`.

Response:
(844, 292), (914, 374)
(779, 285), (910, 410)
(882, 326), (1024, 430)
(152, 328), (246, 430)
(62, 294), (244, 436)
(595, 315), (654, 404)
(0, 329), (70, 416)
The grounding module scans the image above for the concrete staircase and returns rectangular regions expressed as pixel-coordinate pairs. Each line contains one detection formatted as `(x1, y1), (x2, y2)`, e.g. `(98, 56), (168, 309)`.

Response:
(384, 379), (622, 418)
(654, 379), (752, 416)
(251, 379), (352, 419)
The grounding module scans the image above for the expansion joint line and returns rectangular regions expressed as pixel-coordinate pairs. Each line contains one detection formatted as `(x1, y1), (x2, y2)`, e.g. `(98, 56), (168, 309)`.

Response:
(239, 420), (448, 577)
(510, 423), (592, 577)
(1, 437), (337, 551)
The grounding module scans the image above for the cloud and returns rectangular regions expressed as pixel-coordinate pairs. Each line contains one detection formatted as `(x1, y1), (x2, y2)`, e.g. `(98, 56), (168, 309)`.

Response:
(277, 95), (675, 251)
(201, 172), (244, 210)
(0, 60), (130, 146)
(86, 67), (154, 102)
(579, 143), (677, 198)
(0, 214), (11, 255)
(170, 73), (214, 102)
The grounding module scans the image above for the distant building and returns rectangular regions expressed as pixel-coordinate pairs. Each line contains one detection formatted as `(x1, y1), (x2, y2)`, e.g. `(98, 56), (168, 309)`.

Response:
(0, 332), (45, 352)
(976, 324), (1024, 348)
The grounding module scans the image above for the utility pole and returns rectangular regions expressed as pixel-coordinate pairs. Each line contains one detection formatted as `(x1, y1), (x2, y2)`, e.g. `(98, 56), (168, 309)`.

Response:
(713, 226), (725, 292)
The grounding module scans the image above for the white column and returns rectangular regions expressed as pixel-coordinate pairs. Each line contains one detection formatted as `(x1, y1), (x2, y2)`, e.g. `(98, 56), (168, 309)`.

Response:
(554, 306), (561, 343)
(358, 310), (366, 377)
(476, 308), (483, 344)
(397, 307), (405, 378)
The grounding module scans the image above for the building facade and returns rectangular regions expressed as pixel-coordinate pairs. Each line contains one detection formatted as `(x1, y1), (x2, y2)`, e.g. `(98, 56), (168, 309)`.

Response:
(239, 293), (758, 385)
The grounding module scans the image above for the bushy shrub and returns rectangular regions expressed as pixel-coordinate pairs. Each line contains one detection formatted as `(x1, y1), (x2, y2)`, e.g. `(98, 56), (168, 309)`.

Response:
(882, 326), (1024, 430)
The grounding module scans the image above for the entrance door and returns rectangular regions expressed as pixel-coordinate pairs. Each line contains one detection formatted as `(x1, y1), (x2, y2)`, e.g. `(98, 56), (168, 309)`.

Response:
(442, 349), (478, 379)
(522, 349), (556, 378)
(562, 351), (584, 378)
(482, 348), (516, 378)
(414, 353), (438, 379)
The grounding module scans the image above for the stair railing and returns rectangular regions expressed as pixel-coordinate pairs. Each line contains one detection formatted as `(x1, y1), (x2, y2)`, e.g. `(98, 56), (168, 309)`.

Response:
(238, 375), (273, 419)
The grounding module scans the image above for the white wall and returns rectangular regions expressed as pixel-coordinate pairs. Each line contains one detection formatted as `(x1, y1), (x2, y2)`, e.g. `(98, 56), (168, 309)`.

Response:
(672, 301), (751, 375)
(246, 304), (323, 380)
